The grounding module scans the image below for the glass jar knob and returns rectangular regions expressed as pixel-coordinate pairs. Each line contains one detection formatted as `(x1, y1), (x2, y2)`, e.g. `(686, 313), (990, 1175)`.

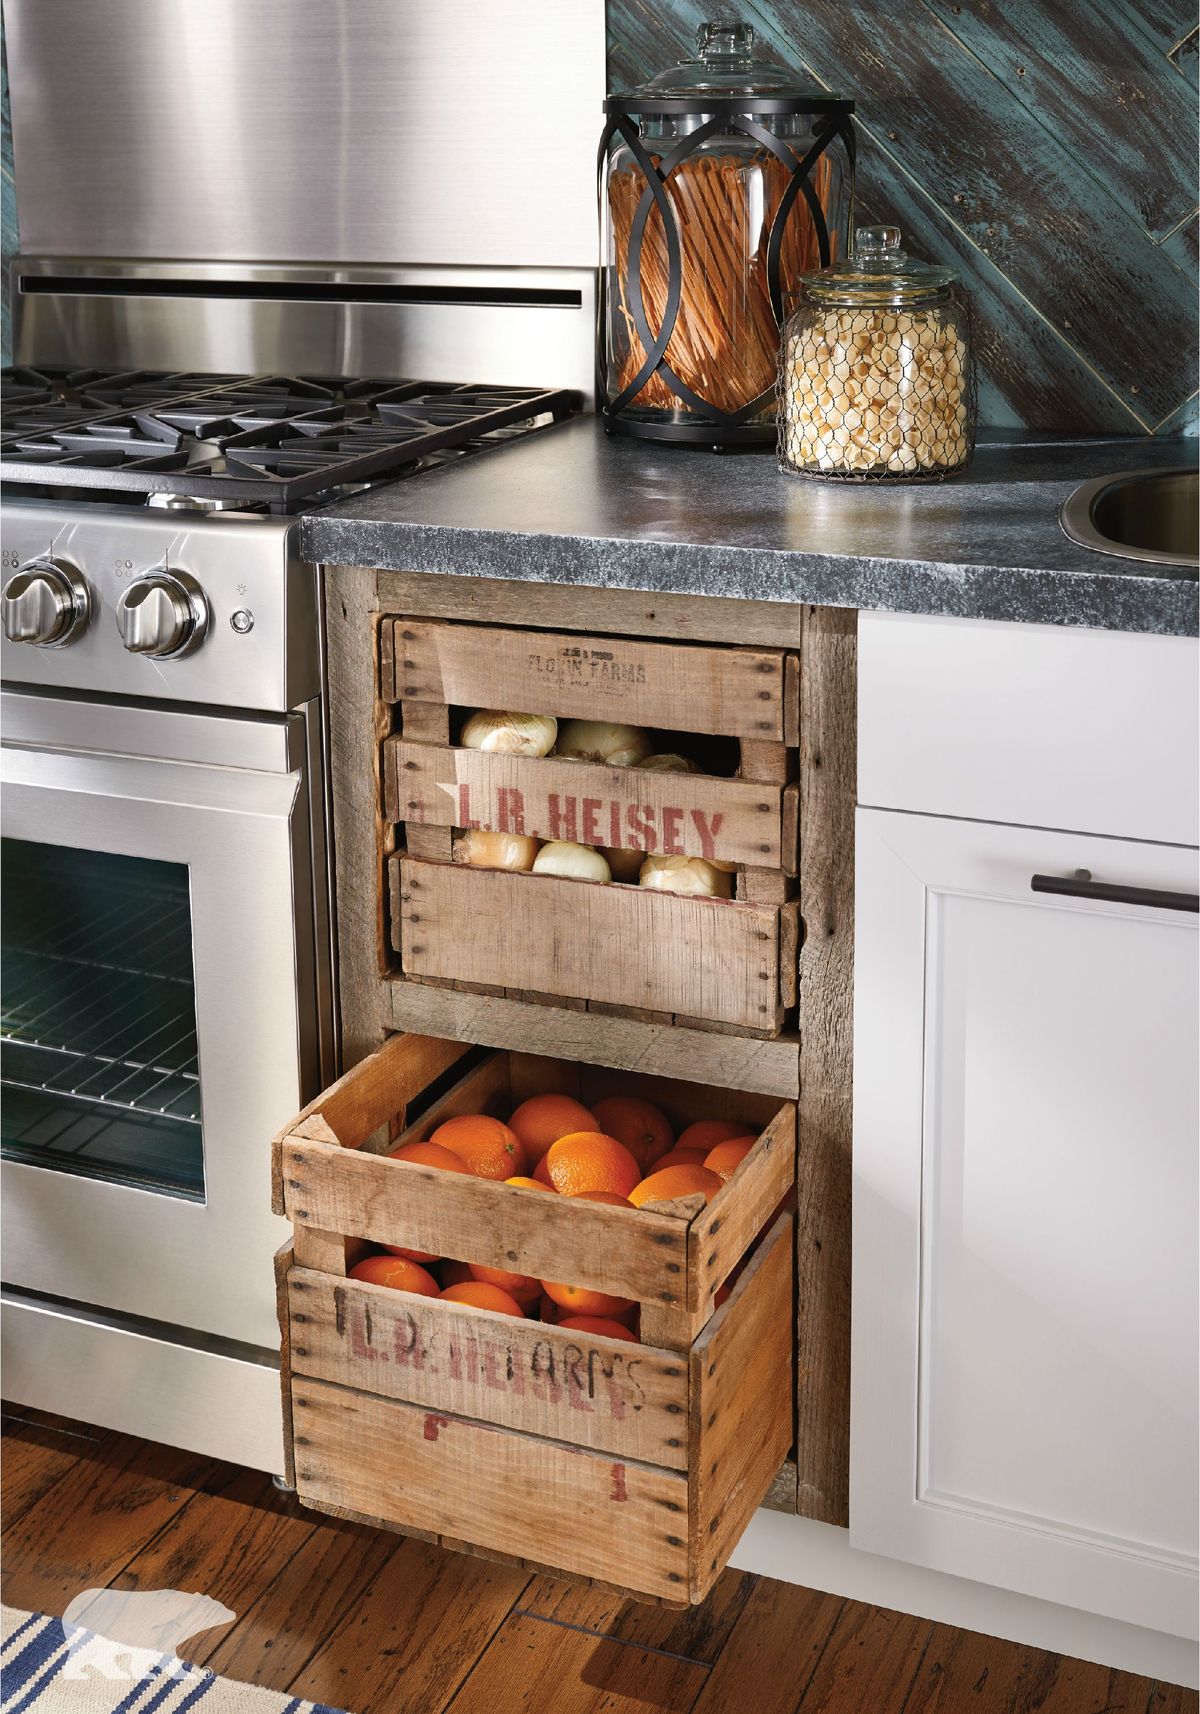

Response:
(854, 225), (902, 258)
(697, 19), (755, 61)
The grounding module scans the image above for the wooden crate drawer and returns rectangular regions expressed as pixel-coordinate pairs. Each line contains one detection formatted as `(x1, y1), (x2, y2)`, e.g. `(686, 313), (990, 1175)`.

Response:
(286, 1216), (790, 1604)
(392, 856), (796, 1032)
(273, 1031), (795, 1602)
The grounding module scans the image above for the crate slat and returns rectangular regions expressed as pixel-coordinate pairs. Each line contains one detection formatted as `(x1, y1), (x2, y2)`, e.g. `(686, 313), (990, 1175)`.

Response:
(388, 619), (791, 740)
(281, 1139), (694, 1309)
(287, 1266), (691, 1470)
(689, 1214), (794, 1600)
(290, 1375), (691, 1600)
(396, 858), (783, 1032)
(386, 739), (786, 869)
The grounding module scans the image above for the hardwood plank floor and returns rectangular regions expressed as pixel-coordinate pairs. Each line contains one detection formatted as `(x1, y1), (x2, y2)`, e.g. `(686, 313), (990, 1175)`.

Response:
(0, 1409), (1193, 1714)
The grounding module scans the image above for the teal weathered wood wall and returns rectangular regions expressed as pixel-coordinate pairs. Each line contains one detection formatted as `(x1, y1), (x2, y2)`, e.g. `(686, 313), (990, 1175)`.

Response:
(608, 0), (1199, 434)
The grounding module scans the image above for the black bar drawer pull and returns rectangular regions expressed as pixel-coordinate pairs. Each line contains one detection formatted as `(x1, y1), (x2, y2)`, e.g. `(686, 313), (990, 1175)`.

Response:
(1031, 870), (1199, 913)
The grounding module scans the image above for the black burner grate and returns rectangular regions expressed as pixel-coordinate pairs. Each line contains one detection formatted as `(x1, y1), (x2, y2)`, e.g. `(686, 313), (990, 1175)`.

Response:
(1, 372), (577, 509)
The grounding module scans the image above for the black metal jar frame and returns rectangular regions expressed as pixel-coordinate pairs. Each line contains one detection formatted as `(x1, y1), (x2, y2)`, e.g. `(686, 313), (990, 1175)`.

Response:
(599, 96), (856, 447)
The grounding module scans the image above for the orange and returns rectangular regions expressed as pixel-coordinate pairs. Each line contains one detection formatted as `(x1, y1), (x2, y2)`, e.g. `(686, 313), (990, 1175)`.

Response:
(388, 1140), (469, 1171)
(348, 1255), (440, 1296)
(629, 1164), (724, 1208)
(558, 1315), (639, 1344)
(439, 1259), (475, 1289)
(430, 1113), (528, 1180)
(590, 1095), (674, 1172)
(648, 1147), (708, 1174)
(439, 1281), (526, 1317)
(505, 1175), (553, 1192)
(469, 1262), (541, 1307)
(537, 1292), (560, 1323)
(532, 1153), (555, 1187)
(508, 1092), (599, 1164)
(545, 1132), (641, 1198)
(675, 1119), (751, 1154)
(569, 1189), (632, 1207)
(541, 1279), (635, 1318)
(704, 1136), (757, 1181)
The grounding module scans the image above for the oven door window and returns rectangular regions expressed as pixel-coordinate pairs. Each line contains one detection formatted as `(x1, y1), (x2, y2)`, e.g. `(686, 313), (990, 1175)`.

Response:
(1, 839), (204, 1199)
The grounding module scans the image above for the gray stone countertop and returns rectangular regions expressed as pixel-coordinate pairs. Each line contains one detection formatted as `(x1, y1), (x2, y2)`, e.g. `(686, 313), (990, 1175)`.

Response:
(302, 418), (1198, 637)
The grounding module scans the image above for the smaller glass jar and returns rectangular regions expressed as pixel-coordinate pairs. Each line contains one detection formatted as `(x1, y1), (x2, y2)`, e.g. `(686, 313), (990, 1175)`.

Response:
(778, 225), (976, 481)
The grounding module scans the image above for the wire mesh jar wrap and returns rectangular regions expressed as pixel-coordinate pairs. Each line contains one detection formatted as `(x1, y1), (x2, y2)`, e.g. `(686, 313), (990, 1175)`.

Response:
(779, 225), (976, 481)
(601, 20), (855, 447)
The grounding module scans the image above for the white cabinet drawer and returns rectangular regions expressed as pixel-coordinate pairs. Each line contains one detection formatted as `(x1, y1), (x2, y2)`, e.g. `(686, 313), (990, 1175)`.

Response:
(858, 613), (1199, 845)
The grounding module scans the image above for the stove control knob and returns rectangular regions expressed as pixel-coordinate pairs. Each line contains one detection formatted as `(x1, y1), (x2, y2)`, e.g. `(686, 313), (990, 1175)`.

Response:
(116, 571), (209, 659)
(2, 558), (90, 647)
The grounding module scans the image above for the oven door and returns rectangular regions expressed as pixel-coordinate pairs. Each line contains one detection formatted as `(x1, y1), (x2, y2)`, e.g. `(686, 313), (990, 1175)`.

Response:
(0, 691), (330, 1352)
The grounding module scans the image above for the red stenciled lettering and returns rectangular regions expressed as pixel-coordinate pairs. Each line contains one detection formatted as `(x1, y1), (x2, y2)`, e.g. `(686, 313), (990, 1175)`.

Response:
(350, 1309), (377, 1362)
(391, 1311), (427, 1369)
(482, 1342), (506, 1392)
(582, 798), (602, 845)
(609, 1462), (628, 1502)
(689, 809), (725, 860)
(458, 783), (482, 830)
(424, 1413), (451, 1442)
(626, 803), (656, 852)
(609, 800), (622, 847)
(548, 793), (577, 842)
(661, 806), (684, 855)
(497, 785), (526, 834)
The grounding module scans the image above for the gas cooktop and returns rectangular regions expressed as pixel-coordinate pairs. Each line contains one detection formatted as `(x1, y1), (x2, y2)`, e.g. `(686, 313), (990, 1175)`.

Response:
(1, 368), (578, 512)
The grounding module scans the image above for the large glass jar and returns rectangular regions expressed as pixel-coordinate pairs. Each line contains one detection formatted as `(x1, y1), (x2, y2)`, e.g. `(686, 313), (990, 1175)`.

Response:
(779, 225), (977, 481)
(601, 20), (854, 447)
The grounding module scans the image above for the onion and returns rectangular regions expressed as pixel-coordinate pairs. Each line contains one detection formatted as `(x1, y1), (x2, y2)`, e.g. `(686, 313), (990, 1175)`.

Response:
(639, 854), (732, 898)
(532, 841), (612, 883)
(461, 710), (557, 756)
(555, 720), (651, 767)
(453, 829), (540, 871)
(635, 753), (696, 774)
(602, 846), (644, 883)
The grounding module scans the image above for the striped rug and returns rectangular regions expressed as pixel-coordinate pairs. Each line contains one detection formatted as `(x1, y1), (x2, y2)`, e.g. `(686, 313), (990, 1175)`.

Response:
(0, 1608), (349, 1713)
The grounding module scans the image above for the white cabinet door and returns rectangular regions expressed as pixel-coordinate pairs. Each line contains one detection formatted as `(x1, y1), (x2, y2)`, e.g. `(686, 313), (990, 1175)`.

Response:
(851, 809), (1199, 1637)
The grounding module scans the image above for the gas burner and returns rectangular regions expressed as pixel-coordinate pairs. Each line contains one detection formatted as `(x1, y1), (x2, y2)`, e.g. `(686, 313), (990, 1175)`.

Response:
(0, 373), (578, 511)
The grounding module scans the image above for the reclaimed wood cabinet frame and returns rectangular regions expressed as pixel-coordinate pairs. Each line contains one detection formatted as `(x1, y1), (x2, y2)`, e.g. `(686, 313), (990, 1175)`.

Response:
(321, 563), (855, 1526)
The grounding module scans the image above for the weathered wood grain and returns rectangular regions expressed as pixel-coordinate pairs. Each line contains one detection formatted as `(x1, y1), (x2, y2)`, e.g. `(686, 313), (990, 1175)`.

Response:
(390, 618), (793, 739)
(288, 1265), (694, 1469)
(796, 605), (856, 1528)
(386, 737), (787, 867)
(689, 1215), (793, 1600)
(290, 1376), (692, 1600)
(387, 980), (802, 1097)
(923, 0), (1196, 238)
(396, 856), (785, 1031)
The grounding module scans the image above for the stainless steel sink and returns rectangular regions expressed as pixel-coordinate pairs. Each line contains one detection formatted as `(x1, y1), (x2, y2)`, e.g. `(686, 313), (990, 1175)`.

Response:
(1060, 466), (1198, 568)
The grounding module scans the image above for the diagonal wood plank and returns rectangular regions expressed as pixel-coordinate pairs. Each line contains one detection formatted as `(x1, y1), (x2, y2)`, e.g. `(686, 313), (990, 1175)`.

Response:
(789, 1601), (931, 1714)
(922, 0), (1197, 238)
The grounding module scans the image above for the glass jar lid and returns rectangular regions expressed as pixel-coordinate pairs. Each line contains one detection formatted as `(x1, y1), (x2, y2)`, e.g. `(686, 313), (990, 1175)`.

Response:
(614, 18), (828, 102)
(800, 226), (958, 306)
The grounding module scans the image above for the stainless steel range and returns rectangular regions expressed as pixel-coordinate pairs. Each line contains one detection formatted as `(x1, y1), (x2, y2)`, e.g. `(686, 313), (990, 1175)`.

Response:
(0, 0), (600, 1469)
(0, 366), (579, 1471)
